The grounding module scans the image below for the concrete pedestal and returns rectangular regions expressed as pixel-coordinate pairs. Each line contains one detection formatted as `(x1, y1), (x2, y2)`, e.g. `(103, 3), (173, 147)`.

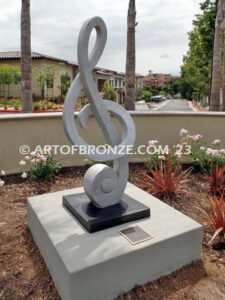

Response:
(27, 183), (202, 300)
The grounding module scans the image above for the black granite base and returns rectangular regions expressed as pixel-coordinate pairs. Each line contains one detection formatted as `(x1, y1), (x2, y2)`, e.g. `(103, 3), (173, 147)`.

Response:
(62, 193), (150, 233)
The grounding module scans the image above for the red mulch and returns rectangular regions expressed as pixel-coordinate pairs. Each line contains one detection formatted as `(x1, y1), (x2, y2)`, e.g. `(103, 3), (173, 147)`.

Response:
(0, 165), (225, 300)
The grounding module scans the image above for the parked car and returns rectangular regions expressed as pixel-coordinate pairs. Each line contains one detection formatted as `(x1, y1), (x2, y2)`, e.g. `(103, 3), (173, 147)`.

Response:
(150, 96), (163, 102)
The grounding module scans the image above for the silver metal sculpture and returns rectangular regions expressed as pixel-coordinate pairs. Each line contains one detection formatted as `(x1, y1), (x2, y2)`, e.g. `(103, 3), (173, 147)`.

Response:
(63, 17), (136, 208)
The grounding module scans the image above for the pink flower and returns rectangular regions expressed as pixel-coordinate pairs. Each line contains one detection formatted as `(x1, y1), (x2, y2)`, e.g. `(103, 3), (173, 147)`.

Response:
(212, 139), (220, 145)
(212, 149), (219, 156)
(180, 129), (188, 136)
(19, 160), (26, 166)
(25, 156), (30, 161)
(206, 148), (213, 155)
(158, 155), (165, 161)
(186, 135), (193, 140)
(192, 134), (202, 142)
(181, 142), (188, 147)
(31, 159), (36, 164)
(36, 153), (41, 158)
(30, 151), (36, 157)
(41, 156), (47, 162)
(200, 146), (205, 151)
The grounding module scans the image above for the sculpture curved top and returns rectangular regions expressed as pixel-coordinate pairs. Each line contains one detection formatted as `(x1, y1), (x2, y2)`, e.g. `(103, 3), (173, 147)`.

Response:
(63, 17), (136, 208)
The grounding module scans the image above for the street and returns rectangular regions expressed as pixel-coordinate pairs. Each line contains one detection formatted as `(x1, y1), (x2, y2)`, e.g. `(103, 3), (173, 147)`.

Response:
(135, 99), (194, 112)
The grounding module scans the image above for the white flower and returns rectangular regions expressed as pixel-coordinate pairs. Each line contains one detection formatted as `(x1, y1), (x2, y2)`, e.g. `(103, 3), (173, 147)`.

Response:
(180, 129), (188, 136)
(21, 172), (27, 179)
(148, 140), (158, 146)
(30, 151), (36, 157)
(200, 146), (205, 151)
(19, 160), (26, 166)
(220, 149), (225, 154)
(25, 156), (30, 161)
(212, 139), (220, 145)
(0, 180), (4, 186)
(158, 155), (165, 161)
(1, 170), (5, 176)
(175, 151), (182, 159)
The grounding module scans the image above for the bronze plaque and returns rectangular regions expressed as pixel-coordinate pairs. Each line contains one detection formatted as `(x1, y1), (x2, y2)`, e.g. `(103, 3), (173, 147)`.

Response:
(119, 225), (153, 245)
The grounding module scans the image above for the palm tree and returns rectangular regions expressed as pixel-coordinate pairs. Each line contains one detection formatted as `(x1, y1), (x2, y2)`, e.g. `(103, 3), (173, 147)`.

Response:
(21, 0), (33, 113)
(125, 0), (136, 111)
(210, 0), (224, 111)
(222, 30), (225, 111)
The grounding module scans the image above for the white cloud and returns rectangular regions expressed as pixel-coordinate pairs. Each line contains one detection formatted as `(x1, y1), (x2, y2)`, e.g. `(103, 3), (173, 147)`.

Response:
(0, 0), (201, 75)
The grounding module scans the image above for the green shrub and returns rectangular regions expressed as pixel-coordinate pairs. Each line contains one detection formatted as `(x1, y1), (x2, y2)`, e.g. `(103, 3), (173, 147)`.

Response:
(19, 151), (61, 181)
(141, 90), (152, 101)
(33, 103), (40, 111)
(13, 101), (20, 110)
(179, 129), (225, 173)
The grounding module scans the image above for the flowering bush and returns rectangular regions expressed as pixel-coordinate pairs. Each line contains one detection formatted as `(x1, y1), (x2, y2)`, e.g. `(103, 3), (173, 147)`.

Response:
(147, 151), (179, 172)
(146, 140), (179, 171)
(180, 129), (225, 173)
(0, 169), (5, 186)
(19, 150), (61, 181)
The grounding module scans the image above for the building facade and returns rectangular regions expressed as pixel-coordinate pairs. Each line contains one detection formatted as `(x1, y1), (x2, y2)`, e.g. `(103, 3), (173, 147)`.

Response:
(144, 73), (180, 87)
(0, 51), (144, 104)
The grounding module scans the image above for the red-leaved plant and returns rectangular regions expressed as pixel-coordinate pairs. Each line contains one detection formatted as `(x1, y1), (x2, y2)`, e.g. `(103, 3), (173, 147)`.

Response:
(199, 195), (225, 245)
(135, 154), (192, 199)
(205, 162), (225, 196)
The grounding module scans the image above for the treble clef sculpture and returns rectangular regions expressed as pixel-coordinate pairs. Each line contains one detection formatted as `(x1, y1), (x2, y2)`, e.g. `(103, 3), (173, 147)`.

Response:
(63, 17), (136, 209)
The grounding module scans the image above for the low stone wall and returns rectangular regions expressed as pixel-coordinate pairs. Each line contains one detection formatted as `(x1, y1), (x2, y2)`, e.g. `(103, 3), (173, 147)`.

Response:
(0, 111), (225, 175)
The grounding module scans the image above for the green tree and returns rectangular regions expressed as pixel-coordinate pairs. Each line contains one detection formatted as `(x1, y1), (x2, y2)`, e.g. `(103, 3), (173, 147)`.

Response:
(43, 64), (58, 99)
(102, 80), (115, 101)
(0, 64), (20, 98)
(180, 0), (216, 101)
(141, 90), (152, 100)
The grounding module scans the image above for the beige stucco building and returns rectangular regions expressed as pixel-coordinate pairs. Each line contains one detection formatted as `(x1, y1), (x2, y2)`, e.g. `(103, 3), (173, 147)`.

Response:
(0, 51), (144, 103)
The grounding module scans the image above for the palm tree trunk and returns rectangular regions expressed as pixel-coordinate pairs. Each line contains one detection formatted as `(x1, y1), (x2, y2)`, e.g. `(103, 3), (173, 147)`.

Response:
(210, 0), (223, 111)
(125, 0), (136, 111)
(222, 30), (225, 111)
(21, 0), (33, 113)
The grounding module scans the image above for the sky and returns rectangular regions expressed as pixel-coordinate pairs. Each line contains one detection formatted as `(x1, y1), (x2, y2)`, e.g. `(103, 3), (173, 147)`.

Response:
(0, 0), (201, 76)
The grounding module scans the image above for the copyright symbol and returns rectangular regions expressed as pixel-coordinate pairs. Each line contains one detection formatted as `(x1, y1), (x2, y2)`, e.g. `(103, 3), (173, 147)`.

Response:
(19, 145), (30, 155)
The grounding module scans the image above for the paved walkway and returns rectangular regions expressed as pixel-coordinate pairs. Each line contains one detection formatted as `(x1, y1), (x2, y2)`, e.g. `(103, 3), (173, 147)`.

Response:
(155, 100), (194, 112)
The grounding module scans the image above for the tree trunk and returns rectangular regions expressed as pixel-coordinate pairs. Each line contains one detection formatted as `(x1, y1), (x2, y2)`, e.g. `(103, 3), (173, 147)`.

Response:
(125, 0), (136, 111)
(21, 0), (33, 113)
(222, 30), (225, 110)
(210, 0), (224, 111)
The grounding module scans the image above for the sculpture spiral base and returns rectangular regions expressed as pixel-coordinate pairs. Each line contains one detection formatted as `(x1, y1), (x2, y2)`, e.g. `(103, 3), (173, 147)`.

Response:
(63, 193), (150, 233)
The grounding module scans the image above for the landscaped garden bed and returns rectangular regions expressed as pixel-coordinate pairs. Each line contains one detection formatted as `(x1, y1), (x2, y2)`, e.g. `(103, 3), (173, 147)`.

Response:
(0, 164), (225, 300)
